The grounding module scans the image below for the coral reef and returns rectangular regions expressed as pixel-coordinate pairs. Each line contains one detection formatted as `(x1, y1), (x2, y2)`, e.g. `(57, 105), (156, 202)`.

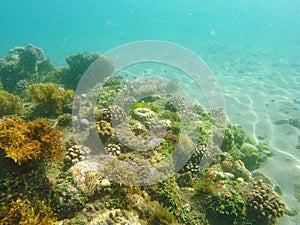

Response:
(58, 52), (100, 89)
(64, 145), (90, 165)
(132, 107), (156, 122)
(87, 208), (141, 225)
(246, 179), (285, 225)
(193, 151), (285, 225)
(220, 123), (271, 171)
(28, 83), (74, 118)
(49, 171), (88, 220)
(105, 143), (122, 155)
(0, 44), (53, 92)
(0, 117), (64, 164)
(70, 161), (103, 195)
(206, 190), (246, 225)
(96, 119), (115, 142)
(99, 105), (127, 124)
(0, 90), (21, 117)
(0, 46), (286, 225)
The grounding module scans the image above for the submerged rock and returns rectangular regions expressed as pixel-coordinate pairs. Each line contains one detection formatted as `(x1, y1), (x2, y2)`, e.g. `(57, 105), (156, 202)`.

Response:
(0, 44), (52, 92)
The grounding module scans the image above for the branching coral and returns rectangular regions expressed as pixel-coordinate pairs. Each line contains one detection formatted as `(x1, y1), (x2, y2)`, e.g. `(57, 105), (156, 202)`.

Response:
(28, 83), (74, 118)
(0, 90), (21, 117)
(0, 117), (64, 164)
(246, 179), (285, 225)
(64, 144), (90, 165)
(70, 161), (102, 194)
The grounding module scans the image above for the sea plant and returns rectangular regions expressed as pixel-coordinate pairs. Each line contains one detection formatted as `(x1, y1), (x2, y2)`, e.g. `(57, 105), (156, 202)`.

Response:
(28, 82), (74, 118)
(0, 198), (56, 225)
(0, 117), (64, 165)
(0, 90), (21, 117)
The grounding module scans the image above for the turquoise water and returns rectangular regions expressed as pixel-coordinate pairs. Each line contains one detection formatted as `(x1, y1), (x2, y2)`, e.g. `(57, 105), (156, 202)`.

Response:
(1, 0), (300, 64)
(1, 1), (300, 224)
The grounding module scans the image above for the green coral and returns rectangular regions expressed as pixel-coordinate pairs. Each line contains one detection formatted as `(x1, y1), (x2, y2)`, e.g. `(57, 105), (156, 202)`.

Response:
(49, 171), (88, 220)
(239, 142), (271, 171)
(147, 201), (177, 225)
(206, 190), (246, 225)
(28, 83), (74, 118)
(221, 124), (246, 151)
(145, 178), (182, 216)
(220, 123), (271, 171)
(0, 90), (21, 117)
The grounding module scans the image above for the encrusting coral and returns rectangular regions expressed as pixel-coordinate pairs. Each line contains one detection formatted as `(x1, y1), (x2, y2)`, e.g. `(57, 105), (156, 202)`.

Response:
(0, 117), (64, 165)
(28, 83), (74, 118)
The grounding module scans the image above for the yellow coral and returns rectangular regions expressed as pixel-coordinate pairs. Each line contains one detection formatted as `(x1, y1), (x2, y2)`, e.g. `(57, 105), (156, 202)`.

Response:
(0, 117), (64, 164)
(0, 90), (21, 116)
(28, 83), (74, 117)
(0, 198), (56, 225)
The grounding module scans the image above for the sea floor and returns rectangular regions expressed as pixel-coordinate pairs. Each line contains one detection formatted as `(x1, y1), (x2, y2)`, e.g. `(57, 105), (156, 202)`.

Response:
(195, 43), (300, 225)
(115, 42), (300, 224)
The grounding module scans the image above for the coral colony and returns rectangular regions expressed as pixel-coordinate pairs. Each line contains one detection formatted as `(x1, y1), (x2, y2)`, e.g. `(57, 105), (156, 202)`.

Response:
(0, 44), (287, 225)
